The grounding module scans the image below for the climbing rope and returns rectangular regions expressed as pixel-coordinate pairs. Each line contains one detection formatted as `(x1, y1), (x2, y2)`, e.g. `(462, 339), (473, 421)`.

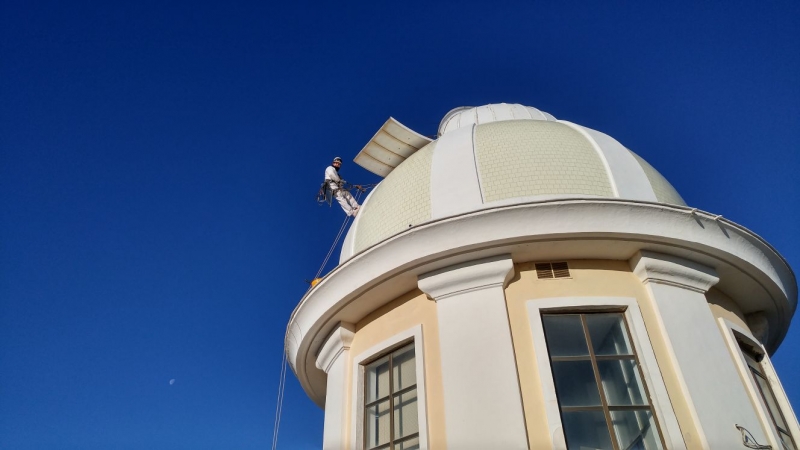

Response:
(316, 183), (376, 206)
(271, 352), (288, 450)
(312, 189), (364, 282)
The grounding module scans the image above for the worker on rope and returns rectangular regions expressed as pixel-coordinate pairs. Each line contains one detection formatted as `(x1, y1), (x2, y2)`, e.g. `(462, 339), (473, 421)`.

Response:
(325, 157), (360, 217)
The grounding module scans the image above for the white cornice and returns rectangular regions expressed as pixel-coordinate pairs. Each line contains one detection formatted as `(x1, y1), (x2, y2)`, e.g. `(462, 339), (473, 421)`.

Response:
(315, 323), (355, 374)
(286, 199), (796, 406)
(630, 251), (720, 293)
(418, 255), (513, 301)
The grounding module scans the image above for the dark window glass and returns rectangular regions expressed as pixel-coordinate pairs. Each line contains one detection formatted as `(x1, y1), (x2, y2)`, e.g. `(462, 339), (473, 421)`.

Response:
(542, 312), (665, 450)
(739, 343), (797, 450)
(364, 343), (419, 450)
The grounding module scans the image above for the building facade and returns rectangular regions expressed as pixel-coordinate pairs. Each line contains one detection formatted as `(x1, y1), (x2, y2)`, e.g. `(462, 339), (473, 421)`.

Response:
(286, 104), (798, 450)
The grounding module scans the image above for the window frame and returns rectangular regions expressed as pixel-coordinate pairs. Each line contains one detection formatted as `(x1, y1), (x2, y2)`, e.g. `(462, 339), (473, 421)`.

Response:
(362, 342), (419, 449)
(542, 311), (667, 449)
(350, 325), (429, 450)
(527, 297), (685, 450)
(718, 318), (800, 450)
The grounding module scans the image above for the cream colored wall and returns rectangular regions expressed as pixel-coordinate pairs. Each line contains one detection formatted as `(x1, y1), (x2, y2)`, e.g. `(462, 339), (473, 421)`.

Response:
(504, 260), (703, 449)
(340, 262), (751, 449)
(706, 287), (748, 330)
(349, 290), (447, 449)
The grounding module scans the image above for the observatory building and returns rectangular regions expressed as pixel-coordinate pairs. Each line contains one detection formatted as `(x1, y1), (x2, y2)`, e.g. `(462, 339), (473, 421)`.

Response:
(286, 104), (798, 449)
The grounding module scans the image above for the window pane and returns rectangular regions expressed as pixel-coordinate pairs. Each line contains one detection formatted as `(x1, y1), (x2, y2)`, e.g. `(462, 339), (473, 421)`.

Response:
(543, 315), (589, 357)
(393, 388), (419, 440)
(586, 314), (632, 356)
(366, 355), (391, 403)
(366, 399), (391, 449)
(392, 344), (417, 391)
(597, 359), (648, 406)
(754, 373), (788, 430)
(610, 410), (663, 450)
(562, 410), (614, 450)
(552, 360), (601, 407)
(779, 431), (797, 450)
(394, 436), (420, 450)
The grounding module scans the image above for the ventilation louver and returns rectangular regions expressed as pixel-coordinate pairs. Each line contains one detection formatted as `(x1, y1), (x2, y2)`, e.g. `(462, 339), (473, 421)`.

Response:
(535, 262), (571, 279)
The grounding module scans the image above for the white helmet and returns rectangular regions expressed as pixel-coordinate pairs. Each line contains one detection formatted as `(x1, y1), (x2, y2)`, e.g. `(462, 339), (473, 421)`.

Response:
(332, 157), (343, 164)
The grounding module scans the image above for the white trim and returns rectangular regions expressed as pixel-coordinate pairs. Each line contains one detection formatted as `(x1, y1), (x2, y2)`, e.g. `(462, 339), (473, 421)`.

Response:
(349, 324), (429, 450)
(317, 323), (356, 450)
(471, 122), (486, 203)
(418, 255), (528, 448)
(558, 120), (620, 197)
(631, 251), (719, 293)
(576, 124), (659, 202)
(287, 200), (796, 405)
(316, 324), (355, 374)
(760, 351), (800, 444)
(718, 317), (800, 449)
(526, 296), (686, 450)
(638, 283), (709, 448)
(430, 124), (483, 219)
(417, 254), (514, 301)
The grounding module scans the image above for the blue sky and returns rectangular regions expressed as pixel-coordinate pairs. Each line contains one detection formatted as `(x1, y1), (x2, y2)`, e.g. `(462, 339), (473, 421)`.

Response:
(1, 1), (798, 449)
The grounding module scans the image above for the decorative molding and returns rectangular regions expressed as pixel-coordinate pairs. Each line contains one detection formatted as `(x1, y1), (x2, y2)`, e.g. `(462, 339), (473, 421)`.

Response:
(630, 250), (719, 293)
(418, 254), (514, 301)
(287, 200), (795, 406)
(316, 323), (355, 374)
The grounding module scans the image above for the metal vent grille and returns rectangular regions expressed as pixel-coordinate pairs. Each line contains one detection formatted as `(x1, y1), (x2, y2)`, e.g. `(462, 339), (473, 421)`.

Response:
(535, 262), (570, 279)
(552, 262), (570, 278)
(535, 263), (553, 279)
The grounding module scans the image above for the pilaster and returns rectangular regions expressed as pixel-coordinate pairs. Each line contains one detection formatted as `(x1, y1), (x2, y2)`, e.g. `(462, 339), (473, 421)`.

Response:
(315, 323), (355, 450)
(631, 251), (767, 448)
(418, 255), (528, 449)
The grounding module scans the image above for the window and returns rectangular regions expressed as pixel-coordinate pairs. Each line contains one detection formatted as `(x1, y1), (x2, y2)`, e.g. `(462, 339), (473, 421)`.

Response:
(739, 342), (797, 450)
(541, 312), (665, 450)
(363, 342), (419, 450)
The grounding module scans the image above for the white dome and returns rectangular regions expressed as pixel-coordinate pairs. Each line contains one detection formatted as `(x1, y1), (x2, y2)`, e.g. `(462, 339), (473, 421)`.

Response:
(438, 103), (557, 136)
(341, 104), (685, 261)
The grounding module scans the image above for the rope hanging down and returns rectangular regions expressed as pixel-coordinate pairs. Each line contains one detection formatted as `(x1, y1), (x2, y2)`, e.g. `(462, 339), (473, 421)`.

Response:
(271, 352), (288, 450)
(316, 183), (376, 206)
(313, 189), (364, 281)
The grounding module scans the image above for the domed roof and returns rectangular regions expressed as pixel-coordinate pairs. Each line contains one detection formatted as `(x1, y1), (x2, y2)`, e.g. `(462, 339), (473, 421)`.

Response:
(340, 104), (685, 262)
(438, 104), (557, 135)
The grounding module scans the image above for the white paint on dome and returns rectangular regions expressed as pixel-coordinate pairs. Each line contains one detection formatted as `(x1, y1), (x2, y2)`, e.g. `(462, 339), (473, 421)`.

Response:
(438, 103), (556, 136)
(430, 125), (483, 219)
(341, 103), (689, 262)
(630, 151), (687, 205)
(573, 124), (658, 202)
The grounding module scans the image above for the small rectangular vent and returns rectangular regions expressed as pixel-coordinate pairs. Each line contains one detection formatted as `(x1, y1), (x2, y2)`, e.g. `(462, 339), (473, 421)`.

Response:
(535, 263), (554, 279)
(535, 262), (571, 279)
(552, 262), (570, 278)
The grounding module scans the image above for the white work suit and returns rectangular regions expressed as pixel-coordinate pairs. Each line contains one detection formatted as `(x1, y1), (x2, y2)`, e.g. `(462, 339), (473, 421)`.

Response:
(325, 165), (360, 216)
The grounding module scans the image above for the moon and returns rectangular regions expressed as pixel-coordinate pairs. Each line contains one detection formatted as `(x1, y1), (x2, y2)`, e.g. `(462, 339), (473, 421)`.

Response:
(169, 379), (175, 385)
